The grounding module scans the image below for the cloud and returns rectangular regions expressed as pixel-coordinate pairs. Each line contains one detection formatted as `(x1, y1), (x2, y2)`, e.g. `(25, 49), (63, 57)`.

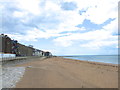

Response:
(13, 11), (26, 17)
(54, 19), (118, 48)
(80, 40), (118, 49)
(16, 0), (41, 15)
(103, 18), (118, 34)
(1, 0), (119, 55)
(64, 0), (118, 24)
(7, 28), (71, 41)
(53, 30), (117, 47)
(2, 0), (118, 34)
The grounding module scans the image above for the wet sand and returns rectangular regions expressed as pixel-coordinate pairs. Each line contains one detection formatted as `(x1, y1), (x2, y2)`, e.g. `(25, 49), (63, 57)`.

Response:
(15, 57), (118, 88)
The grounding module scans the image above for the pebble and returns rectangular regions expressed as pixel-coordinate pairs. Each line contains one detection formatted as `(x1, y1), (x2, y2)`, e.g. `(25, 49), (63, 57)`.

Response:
(2, 67), (25, 88)
(1, 57), (46, 88)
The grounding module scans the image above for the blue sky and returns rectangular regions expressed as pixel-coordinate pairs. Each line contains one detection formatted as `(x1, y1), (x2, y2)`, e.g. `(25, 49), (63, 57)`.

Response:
(0, 0), (119, 55)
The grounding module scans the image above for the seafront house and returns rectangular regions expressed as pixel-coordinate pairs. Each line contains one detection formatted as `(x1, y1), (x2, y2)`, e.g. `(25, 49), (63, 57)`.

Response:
(44, 51), (52, 57)
(0, 34), (12, 53)
(33, 49), (43, 56)
(0, 34), (52, 58)
(0, 34), (16, 58)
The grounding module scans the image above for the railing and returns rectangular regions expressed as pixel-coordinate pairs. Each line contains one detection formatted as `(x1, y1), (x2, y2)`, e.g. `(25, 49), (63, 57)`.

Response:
(0, 57), (27, 62)
(0, 56), (51, 62)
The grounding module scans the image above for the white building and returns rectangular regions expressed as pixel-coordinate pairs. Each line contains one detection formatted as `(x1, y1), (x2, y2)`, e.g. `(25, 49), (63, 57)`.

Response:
(33, 49), (43, 56)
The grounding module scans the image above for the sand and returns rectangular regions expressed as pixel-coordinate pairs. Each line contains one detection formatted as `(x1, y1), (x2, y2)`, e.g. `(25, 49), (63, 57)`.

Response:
(15, 57), (118, 88)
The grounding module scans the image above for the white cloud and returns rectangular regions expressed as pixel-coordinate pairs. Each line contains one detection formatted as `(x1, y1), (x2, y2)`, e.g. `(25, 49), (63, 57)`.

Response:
(44, 0), (61, 11)
(2, 0), (118, 33)
(1, 0), (119, 54)
(64, 0), (118, 24)
(54, 19), (118, 48)
(84, 0), (118, 24)
(16, 0), (41, 15)
(2, 0), (85, 34)
(13, 11), (27, 17)
(80, 40), (118, 49)
(7, 28), (71, 41)
(53, 29), (117, 47)
(103, 18), (118, 34)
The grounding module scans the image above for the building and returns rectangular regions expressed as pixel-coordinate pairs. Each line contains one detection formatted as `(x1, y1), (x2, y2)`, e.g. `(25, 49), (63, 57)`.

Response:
(0, 34), (52, 57)
(0, 34), (12, 53)
(17, 43), (35, 56)
(44, 51), (52, 57)
(33, 49), (43, 56)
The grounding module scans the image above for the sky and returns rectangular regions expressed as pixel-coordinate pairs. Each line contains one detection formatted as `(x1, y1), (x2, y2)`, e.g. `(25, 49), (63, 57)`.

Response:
(0, 0), (119, 55)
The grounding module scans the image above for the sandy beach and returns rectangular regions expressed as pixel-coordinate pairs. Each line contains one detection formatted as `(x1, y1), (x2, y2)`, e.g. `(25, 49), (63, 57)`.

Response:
(12, 57), (118, 88)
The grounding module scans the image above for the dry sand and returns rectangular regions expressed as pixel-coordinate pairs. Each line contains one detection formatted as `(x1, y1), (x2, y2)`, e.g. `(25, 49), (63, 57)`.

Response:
(15, 57), (118, 88)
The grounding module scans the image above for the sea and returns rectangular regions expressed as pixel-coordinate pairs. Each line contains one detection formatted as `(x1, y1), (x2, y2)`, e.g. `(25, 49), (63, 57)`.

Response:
(63, 55), (119, 64)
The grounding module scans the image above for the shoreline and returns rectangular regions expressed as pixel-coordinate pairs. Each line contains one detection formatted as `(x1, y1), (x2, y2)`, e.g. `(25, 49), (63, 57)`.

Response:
(57, 57), (118, 72)
(61, 56), (118, 66)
